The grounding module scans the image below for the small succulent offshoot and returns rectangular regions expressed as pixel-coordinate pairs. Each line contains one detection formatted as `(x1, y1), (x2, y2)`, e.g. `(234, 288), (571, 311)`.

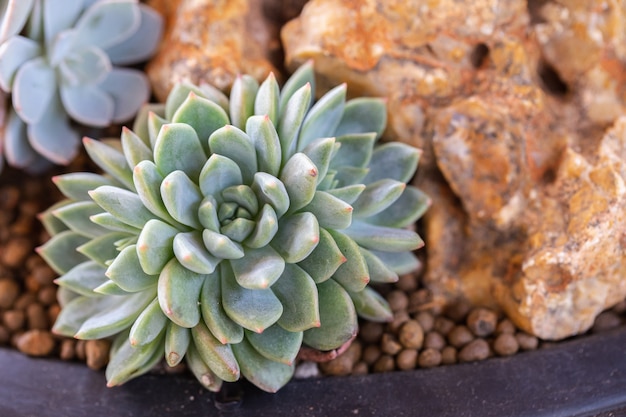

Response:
(0, 0), (162, 173)
(39, 63), (431, 393)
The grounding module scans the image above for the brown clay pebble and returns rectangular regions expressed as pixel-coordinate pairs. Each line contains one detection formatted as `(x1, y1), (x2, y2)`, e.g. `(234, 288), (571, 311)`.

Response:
(386, 311), (410, 333)
(408, 289), (431, 309)
(515, 332), (539, 350)
(418, 348), (442, 368)
(0, 279), (20, 309)
(362, 344), (381, 365)
(592, 311), (622, 333)
(47, 304), (61, 324)
(496, 318), (516, 335)
(359, 321), (384, 344)
(445, 299), (472, 323)
(37, 285), (58, 306)
(381, 333), (403, 355)
(31, 265), (57, 286)
(433, 317), (455, 335)
(466, 308), (498, 337)
(16, 330), (55, 356)
(493, 333), (519, 356)
(395, 274), (418, 292)
(352, 361), (369, 376)
(386, 290), (409, 312)
(85, 339), (112, 370)
(415, 311), (435, 333)
(3, 309), (25, 331)
(60, 339), (76, 361)
(424, 331), (446, 350)
(441, 346), (458, 365)
(372, 354), (395, 373)
(396, 349), (418, 370)
(75, 340), (87, 360)
(398, 320), (424, 349)
(26, 303), (48, 330)
(0, 185), (20, 210)
(1, 237), (33, 268)
(14, 293), (36, 310)
(0, 325), (9, 345)
(447, 325), (474, 348)
(458, 339), (491, 362)
(319, 341), (362, 376)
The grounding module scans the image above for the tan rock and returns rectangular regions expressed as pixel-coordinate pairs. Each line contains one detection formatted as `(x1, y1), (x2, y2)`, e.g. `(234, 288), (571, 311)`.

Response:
(146, 0), (281, 101)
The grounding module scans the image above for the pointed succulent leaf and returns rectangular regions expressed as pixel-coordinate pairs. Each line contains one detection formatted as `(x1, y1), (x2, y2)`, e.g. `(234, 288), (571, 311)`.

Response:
(280, 152), (317, 212)
(133, 160), (182, 227)
(83, 137), (134, 190)
(344, 221), (424, 252)
(352, 179), (405, 218)
(55, 261), (108, 297)
(333, 166), (369, 188)
(367, 186), (431, 228)
(106, 331), (164, 387)
(230, 245), (285, 290)
(221, 218), (255, 243)
(298, 83), (346, 151)
(121, 127), (152, 167)
(202, 229), (244, 259)
(200, 273), (244, 345)
(173, 231), (219, 274)
(93, 280), (129, 296)
(89, 185), (155, 229)
(279, 61), (314, 113)
(0, 0), (34, 44)
(278, 83), (311, 160)
(77, 232), (130, 267)
(232, 337), (295, 393)
(330, 133), (376, 169)
(185, 342), (223, 392)
(161, 170), (203, 228)
(147, 111), (168, 148)
(245, 325), (302, 365)
(0, 35), (41, 91)
(105, 4), (163, 65)
(302, 279), (358, 351)
(165, 322), (190, 367)
(198, 196), (220, 232)
(297, 228), (346, 284)
(4, 110), (36, 168)
(42, 0), (82, 47)
(165, 83), (212, 120)
(209, 125), (257, 184)
(129, 297), (168, 347)
(199, 154), (243, 199)
(23, 0), (42, 41)
(326, 184), (366, 205)
(90, 213), (142, 234)
(74, 0), (139, 50)
(369, 250), (421, 275)
(221, 263), (283, 333)
(132, 103), (165, 145)
(53, 172), (117, 201)
(272, 212), (319, 263)
(222, 185), (259, 215)
(301, 137), (335, 185)
(53, 295), (103, 337)
(154, 123), (207, 180)
(254, 72), (279, 125)
(59, 83), (114, 127)
(172, 92), (230, 156)
(12, 57), (55, 124)
(76, 289), (155, 339)
(271, 263), (320, 332)
(246, 115), (281, 177)
(302, 191), (353, 230)
(191, 321), (240, 382)
(158, 259), (205, 328)
(349, 287), (393, 322)
(106, 245), (158, 292)
(52, 201), (109, 238)
(229, 75), (259, 130)
(334, 97), (387, 139)
(363, 143), (420, 184)
(37, 231), (89, 274)
(360, 248), (398, 283)
(40, 201), (71, 236)
(327, 229), (369, 292)
(99, 68), (150, 123)
(251, 172), (289, 218)
(199, 82), (229, 112)
(244, 204), (279, 248)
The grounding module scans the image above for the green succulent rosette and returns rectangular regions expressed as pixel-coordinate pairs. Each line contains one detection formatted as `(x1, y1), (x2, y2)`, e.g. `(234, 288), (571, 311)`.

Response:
(39, 63), (430, 393)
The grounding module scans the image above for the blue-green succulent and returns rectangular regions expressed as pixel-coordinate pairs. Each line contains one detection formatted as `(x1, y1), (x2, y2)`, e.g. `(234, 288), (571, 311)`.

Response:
(0, 0), (162, 173)
(39, 63), (430, 392)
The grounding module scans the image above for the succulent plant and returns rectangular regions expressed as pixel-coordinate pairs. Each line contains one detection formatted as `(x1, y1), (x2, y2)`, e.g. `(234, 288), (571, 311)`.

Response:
(39, 63), (430, 393)
(0, 0), (162, 172)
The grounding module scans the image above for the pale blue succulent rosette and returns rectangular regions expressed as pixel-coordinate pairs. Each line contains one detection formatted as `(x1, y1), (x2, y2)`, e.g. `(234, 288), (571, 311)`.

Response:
(0, 0), (162, 172)
(39, 63), (431, 393)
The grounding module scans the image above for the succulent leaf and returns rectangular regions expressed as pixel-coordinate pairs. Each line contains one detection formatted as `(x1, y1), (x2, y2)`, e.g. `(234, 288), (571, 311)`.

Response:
(367, 186), (431, 228)
(53, 172), (116, 201)
(297, 228), (346, 284)
(245, 325), (302, 365)
(165, 322), (190, 367)
(230, 246), (285, 290)
(254, 72), (279, 126)
(38, 231), (89, 274)
(104, 4), (163, 65)
(351, 179), (405, 219)
(297, 83), (346, 151)
(271, 264), (320, 332)
(161, 170), (203, 228)
(301, 137), (335, 185)
(232, 337), (295, 394)
(0, 0), (34, 44)
(363, 143), (420, 184)
(334, 97), (387, 139)
(54, 261), (108, 297)
(133, 160), (182, 227)
(99, 68), (150, 123)
(0, 35), (41, 91)
(302, 190), (353, 230)
(229, 75), (259, 130)
(153, 123), (207, 180)
(349, 287), (393, 322)
(173, 231), (219, 274)
(246, 115), (281, 177)
(157, 259), (205, 328)
(191, 321), (240, 382)
(89, 185), (155, 229)
(278, 61), (314, 113)
(200, 273), (244, 345)
(77, 232), (130, 267)
(129, 297), (168, 347)
(360, 248), (399, 284)
(199, 154), (243, 199)
(278, 83), (311, 161)
(369, 250), (421, 275)
(186, 342), (223, 392)
(106, 245), (158, 292)
(52, 201), (108, 238)
(73, 0), (139, 50)
(12, 56), (56, 123)
(272, 212), (319, 263)
(135, 220), (177, 274)
(106, 331), (164, 387)
(344, 221), (425, 252)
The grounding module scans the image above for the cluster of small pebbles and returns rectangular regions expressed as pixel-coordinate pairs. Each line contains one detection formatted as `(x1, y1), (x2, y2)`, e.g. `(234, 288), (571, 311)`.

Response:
(1, 167), (626, 381)
(316, 273), (626, 377)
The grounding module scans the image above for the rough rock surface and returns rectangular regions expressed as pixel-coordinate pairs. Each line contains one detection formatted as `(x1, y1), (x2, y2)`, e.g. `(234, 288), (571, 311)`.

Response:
(282, 0), (626, 339)
(146, 0), (282, 101)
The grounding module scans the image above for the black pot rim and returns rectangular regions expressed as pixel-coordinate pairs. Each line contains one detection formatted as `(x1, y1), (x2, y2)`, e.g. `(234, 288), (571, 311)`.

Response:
(2, 327), (626, 417)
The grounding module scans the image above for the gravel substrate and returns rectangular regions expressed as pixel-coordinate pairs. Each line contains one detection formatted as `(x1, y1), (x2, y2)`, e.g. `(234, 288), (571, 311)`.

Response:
(0, 168), (624, 379)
